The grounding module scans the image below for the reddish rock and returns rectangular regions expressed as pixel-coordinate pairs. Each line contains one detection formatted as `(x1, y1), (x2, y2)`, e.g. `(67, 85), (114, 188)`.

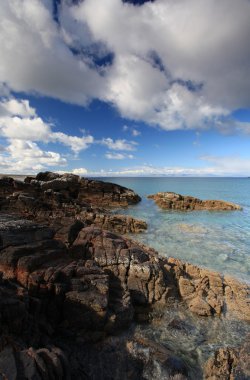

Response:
(167, 257), (250, 320)
(204, 336), (250, 379)
(148, 192), (242, 211)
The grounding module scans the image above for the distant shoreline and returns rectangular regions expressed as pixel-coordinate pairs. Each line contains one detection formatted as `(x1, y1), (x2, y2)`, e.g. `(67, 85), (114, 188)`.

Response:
(0, 174), (249, 180)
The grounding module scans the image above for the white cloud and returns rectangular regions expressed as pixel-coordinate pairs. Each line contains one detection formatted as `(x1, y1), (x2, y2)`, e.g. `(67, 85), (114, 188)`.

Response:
(105, 152), (134, 160)
(132, 129), (141, 137)
(1, 99), (36, 117)
(200, 155), (250, 176)
(123, 124), (141, 136)
(0, 0), (106, 105)
(1, 139), (67, 174)
(51, 132), (94, 153)
(64, 0), (250, 130)
(101, 138), (137, 151)
(72, 167), (88, 175)
(0, 97), (95, 153)
(0, 0), (249, 132)
(85, 155), (250, 177)
(0, 115), (51, 141)
(0, 96), (95, 173)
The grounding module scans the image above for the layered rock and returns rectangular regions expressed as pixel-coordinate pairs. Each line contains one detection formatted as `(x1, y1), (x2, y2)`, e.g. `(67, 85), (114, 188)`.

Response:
(0, 214), (188, 379)
(148, 192), (242, 211)
(0, 173), (249, 379)
(0, 172), (146, 239)
(0, 212), (249, 378)
(30, 171), (141, 207)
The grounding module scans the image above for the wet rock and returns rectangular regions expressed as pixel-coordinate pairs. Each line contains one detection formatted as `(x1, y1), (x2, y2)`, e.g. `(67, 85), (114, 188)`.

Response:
(148, 192), (242, 211)
(204, 336), (250, 380)
(127, 336), (189, 380)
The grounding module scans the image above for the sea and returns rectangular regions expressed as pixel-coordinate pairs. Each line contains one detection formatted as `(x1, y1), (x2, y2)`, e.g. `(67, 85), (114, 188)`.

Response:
(98, 177), (250, 284)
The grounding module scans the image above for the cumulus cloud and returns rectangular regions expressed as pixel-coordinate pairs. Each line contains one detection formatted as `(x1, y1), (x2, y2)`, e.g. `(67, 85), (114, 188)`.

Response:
(0, 96), (95, 173)
(0, 0), (106, 104)
(0, 0), (249, 132)
(0, 99), (36, 117)
(0, 97), (94, 151)
(105, 152), (134, 160)
(71, 167), (88, 175)
(66, 0), (250, 130)
(100, 138), (137, 151)
(2, 139), (67, 174)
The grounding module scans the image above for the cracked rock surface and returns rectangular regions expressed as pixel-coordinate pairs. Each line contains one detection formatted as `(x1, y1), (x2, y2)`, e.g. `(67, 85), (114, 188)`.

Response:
(0, 173), (249, 379)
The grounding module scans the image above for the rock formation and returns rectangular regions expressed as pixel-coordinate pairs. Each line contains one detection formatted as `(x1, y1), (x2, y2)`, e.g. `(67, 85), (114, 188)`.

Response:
(0, 173), (249, 379)
(167, 257), (250, 321)
(0, 172), (147, 240)
(204, 336), (250, 379)
(148, 192), (242, 211)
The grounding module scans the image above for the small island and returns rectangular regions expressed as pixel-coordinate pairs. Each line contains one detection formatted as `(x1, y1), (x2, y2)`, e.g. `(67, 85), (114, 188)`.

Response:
(148, 192), (242, 211)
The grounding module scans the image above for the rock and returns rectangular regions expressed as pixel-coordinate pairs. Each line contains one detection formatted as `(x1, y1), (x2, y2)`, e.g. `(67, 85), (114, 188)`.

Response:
(167, 257), (250, 320)
(177, 223), (208, 234)
(127, 336), (189, 380)
(82, 211), (147, 235)
(0, 174), (250, 379)
(0, 345), (70, 380)
(0, 346), (17, 380)
(72, 226), (169, 310)
(188, 296), (212, 316)
(36, 171), (61, 182)
(78, 178), (141, 207)
(148, 192), (242, 211)
(0, 172), (144, 240)
(0, 214), (54, 249)
(204, 336), (250, 379)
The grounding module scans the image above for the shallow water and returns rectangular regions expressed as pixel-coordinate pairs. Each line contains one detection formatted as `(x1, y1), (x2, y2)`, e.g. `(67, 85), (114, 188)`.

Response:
(98, 177), (250, 283)
(135, 303), (250, 378)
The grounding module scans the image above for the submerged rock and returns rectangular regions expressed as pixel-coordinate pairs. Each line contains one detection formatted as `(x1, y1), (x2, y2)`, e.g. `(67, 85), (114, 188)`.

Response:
(148, 192), (242, 211)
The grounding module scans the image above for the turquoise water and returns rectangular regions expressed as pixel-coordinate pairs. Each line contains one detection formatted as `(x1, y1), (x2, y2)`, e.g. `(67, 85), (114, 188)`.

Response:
(99, 177), (250, 283)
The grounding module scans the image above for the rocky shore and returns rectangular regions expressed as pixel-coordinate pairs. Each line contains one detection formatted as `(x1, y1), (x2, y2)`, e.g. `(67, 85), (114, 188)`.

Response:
(148, 192), (242, 211)
(0, 173), (249, 379)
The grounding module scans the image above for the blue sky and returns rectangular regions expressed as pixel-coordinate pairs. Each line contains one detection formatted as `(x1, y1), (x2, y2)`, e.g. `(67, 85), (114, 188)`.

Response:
(0, 0), (250, 176)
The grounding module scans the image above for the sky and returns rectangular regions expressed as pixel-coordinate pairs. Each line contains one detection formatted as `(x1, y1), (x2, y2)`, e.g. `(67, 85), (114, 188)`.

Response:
(0, 0), (250, 176)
